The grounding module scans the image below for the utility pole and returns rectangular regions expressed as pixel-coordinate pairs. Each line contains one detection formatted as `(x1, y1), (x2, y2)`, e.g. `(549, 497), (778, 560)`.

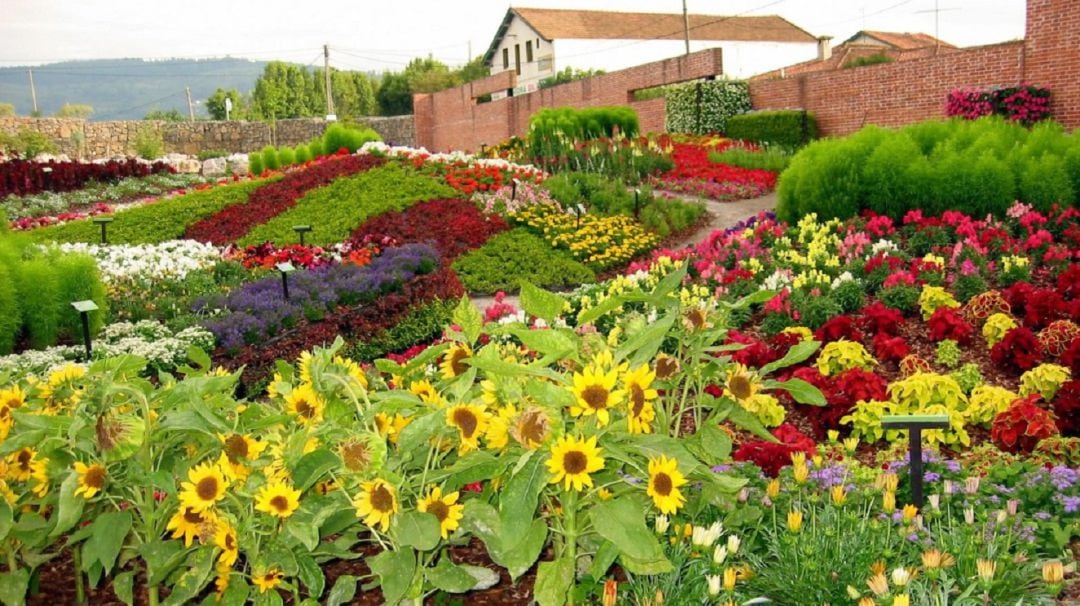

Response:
(28, 68), (38, 115)
(185, 86), (195, 121)
(682, 0), (691, 55)
(323, 44), (335, 118)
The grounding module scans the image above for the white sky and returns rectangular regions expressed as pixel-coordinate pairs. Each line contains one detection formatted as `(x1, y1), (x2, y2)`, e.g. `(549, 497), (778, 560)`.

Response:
(0, 0), (1027, 70)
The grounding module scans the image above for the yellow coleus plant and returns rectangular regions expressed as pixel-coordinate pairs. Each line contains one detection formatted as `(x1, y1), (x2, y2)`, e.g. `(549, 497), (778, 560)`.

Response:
(816, 339), (876, 376)
(983, 313), (1018, 347)
(918, 285), (961, 320)
(1019, 364), (1071, 400)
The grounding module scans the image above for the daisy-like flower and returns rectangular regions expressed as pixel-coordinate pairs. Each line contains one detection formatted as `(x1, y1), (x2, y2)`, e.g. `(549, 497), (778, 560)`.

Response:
(647, 455), (687, 514)
(354, 479), (399, 531)
(570, 365), (624, 427)
(255, 481), (302, 519)
(166, 504), (218, 547)
(338, 434), (383, 473)
(179, 461), (230, 512)
(252, 568), (284, 594)
(417, 486), (464, 539)
(546, 435), (605, 492)
(40, 364), (87, 407)
(73, 462), (106, 499)
(284, 383), (325, 425)
(446, 403), (490, 453)
(440, 343), (473, 379)
(623, 365), (658, 434)
(0, 385), (25, 412)
(214, 522), (239, 567)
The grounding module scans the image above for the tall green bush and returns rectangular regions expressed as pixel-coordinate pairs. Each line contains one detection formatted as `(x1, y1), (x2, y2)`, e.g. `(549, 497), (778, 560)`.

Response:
(53, 254), (108, 338)
(248, 153), (264, 176)
(9, 259), (60, 349)
(664, 79), (751, 134)
(308, 137), (325, 159)
(726, 110), (818, 148)
(528, 107), (639, 142)
(0, 264), (19, 354)
(261, 146), (280, 171)
(294, 144), (312, 164)
(276, 147), (296, 167)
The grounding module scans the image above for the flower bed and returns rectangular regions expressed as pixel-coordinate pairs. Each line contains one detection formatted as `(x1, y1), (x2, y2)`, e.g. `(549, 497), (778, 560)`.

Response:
(349, 198), (509, 260)
(3, 172), (206, 221)
(56, 240), (224, 285)
(511, 203), (659, 271)
(0, 157), (173, 198)
(654, 140), (777, 201)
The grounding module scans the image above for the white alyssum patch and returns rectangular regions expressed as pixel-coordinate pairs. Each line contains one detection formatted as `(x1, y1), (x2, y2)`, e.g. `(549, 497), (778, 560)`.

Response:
(56, 240), (223, 285)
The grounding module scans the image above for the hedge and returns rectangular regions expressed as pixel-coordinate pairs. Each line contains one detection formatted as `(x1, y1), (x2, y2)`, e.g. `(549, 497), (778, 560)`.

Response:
(451, 228), (596, 295)
(777, 117), (1080, 222)
(528, 106), (640, 142)
(726, 110), (818, 148)
(665, 79), (751, 134)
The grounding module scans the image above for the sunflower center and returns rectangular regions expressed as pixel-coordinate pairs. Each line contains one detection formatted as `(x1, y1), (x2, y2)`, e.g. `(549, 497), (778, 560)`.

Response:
(270, 495), (290, 512)
(294, 398), (316, 418)
(653, 472), (673, 496)
(655, 357), (679, 379)
(183, 507), (206, 524)
(581, 385), (609, 410)
(563, 450), (588, 474)
(84, 465), (106, 489)
(371, 484), (394, 512)
(4, 397), (19, 409)
(426, 500), (449, 522)
(196, 476), (220, 501)
(341, 441), (371, 471)
(449, 350), (469, 376)
(225, 533), (236, 550)
(629, 385), (646, 416)
(452, 409), (478, 438)
(223, 435), (249, 462)
(685, 309), (707, 330)
(16, 450), (31, 471)
(514, 409), (548, 446)
(728, 374), (753, 400)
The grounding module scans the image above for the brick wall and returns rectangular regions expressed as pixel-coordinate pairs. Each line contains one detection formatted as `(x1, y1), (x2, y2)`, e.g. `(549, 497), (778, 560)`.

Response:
(414, 49), (724, 152)
(1025, 0), (1080, 129)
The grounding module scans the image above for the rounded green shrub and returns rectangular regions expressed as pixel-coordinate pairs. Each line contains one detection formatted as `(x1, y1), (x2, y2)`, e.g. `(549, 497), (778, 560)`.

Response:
(861, 134), (923, 219)
(52, 254), (108, 340)
(294, 144), (312, 164)
(248, 153), (264, 176)
(276, 147), (296, 167)
(1020, 155), (1075, 212)
(10, 258), (60, 349)
(308, 137), (325, 159)
(261, 146), (280, 171)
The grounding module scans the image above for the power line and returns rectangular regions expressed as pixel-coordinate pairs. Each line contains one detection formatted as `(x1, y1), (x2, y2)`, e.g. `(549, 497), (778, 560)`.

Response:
(95, 90), (188, 120)
(817, 0), (919, 26)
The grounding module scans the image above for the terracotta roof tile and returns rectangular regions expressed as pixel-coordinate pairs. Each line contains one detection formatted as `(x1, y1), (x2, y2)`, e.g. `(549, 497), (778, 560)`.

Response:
(846, 30), (956, 50)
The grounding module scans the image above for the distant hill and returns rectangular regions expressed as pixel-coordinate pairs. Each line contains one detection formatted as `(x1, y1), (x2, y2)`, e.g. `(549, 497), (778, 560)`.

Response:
(0, 58), (269, 120)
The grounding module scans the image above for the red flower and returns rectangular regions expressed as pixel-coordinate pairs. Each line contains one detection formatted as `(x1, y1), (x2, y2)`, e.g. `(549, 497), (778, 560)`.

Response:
(873, 333), (910, 362)
(860, 301), (905, 336)
(733, 423), (817, 477)
(815, 315), (862, 344)
(927, 307), (974, 344)
(1051, 380), (1080, 437)
(990, 327), (1043, 372)
(990, 394), (1059, 453)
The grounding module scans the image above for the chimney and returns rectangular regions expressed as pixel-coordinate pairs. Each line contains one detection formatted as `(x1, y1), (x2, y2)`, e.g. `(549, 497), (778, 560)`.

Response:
(817, 36), (833, 61)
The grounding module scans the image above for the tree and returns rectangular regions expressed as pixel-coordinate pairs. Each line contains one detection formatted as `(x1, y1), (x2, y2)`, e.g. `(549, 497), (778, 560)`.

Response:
(0, 103), (14, 117)
(144, 108), (185, 121)
(206, 88), (247, 120)
(404, 56), (457, 94)
(457, 56), (491, 84)
(54, 103), (94, 119)
(376, 72), (413, 116)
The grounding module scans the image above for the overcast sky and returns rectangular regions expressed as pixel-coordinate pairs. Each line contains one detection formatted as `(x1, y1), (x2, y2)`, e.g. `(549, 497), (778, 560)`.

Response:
(1, 0), (1026, 70)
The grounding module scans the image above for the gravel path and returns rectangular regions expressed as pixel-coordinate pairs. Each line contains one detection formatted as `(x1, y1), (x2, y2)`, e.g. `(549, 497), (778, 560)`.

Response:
(469, 191), (778, 312)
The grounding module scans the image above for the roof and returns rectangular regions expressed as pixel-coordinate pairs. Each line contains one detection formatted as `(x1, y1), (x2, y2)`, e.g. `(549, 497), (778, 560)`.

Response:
(750, 43), (958, 81)
(483, 7), (817, 64)
(843, 30), (955, 50)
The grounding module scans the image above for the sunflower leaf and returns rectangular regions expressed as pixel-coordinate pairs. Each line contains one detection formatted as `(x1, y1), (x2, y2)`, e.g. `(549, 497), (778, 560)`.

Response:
(291, 449), (342, 492)
(589, 495), (662, 561)
(519, 281), (568, 325)
(534, 556), (573, 606)
(759, 340), (821, 376)
(368, 549), (416, 605)
(394, 511), (441, 551)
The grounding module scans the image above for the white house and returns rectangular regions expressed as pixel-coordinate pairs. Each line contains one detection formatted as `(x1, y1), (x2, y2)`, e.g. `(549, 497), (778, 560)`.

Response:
(482, 7), (822, 96)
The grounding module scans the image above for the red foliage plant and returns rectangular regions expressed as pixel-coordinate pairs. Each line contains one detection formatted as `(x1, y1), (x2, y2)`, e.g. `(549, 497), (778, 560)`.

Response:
(0, 158), (172, 198)
(873, 333), (910, 363)
(349, 198), (509, 260)
(860, 301), (905, 336)
(927, 307), (974, 344)
(990, 327), (1044, 372)
(990, 394), (1060, 454)
(815, 315), (863, 344)
(1051, 380), (1080, 437)
(1061, 336), (1080, 376)
(733, 423), (817, 478)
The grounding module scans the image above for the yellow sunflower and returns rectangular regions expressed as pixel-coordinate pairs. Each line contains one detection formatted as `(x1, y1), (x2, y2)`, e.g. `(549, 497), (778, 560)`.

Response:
(354, 479), (399, 531)
(219, 433), (268, 465)
(252, 568), (284, 594)
(214, 522), (239, 567)
(166, 504), (218, 547)
(266, 372), (286, 400)
(409, 380), (442, 406)
(284, 383), (325, 425)
(417, 486), (464, 539)
(484, 405), (514, 450)
(7, 447), (36, 481)
(179, 461), (230, 512)
(255, 481), (302, 519)
(440, 343), (473, 379)
(375, 412), (411, 444)
(333, 355), (369, 390)
(0, 385), (25, 411)
(509, 406), (553, 449)
(446, 403), (490, 453)
(647, 455), (687, 514)
(623, 365), (658, 435)
(338, 435), (384, 473)
(73, 462), (106, 499)
(723, 364), (761, 402)
(298, 351), (315, 385)
(214, 561), (231, 598)
(570, 366), (624, 427)
(654, 354), (681, 380)
(546, 435), (605, 492)
(30, 457), (49, 498)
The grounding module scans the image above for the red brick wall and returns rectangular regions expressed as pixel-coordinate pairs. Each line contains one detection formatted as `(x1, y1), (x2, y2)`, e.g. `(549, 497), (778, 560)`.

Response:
(414, 49), (723, 152)
(1025, 0), (1080, 129)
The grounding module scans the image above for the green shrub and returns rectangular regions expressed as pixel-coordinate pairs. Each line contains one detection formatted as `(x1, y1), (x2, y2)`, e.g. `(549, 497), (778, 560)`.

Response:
(879, 284), (921, 315)
(53, 253), (108, 339)
(542, 173), (703, 236)
(133, 126), (165, 160)
(708, 145), (792, 172)
(197, 149), (229, 161)
(321, 123), (381, 155)
(1019, 155), (1074, 212)
(860, 134), (927, 219)
(832, 280), (866, 314)
(0, 264), (19, 354)
(638, 196), (705, 237)
(307, 137), (325, 159)
(791, 290), (841, 329)
(261, 146), (280, 171)
(345, 300), (456, 361)
(665, 79), (751, 134)
(843, 53), (893, 68)
(452, 229), (596, 294)
(32, 178), (273, 244)
(248, 153), (264, 176)
(238, 164), (454, 246)
(726, 110), (818, 148)
(528, 106), (639, 143)
(276, 147), (296, 167)
(9, 259), (60, 349)
(0, 129), (58, 158)
(294, 144), (312, 164)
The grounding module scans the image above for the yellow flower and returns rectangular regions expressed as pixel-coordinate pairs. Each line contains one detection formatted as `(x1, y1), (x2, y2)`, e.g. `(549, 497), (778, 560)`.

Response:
(893, 595), (910, 606)
(793, 462), (809, 484)
(509, 406), (553, 449)
(417, 486), (464, 539)
(901, 504), (918, 523)
(354, 479), (398, 531)
(219, 433), (267, 464)
(883, 491), (896, 513)
(976, 559), (996, 582)
(653, 353), (680, 379)
(255, 481), (302, 519)
(1042, 560), (1064, 584)
(285, 383), (325, 425)
(214, 560), (231, 598)
(880, 473), (899, 492)
(179, 461), (230, 512)
(30, 457), (48, 498)
(857, 598), (875, 606)
(724, 364), (760, 402)
(624, 365), (657, 434)
(73, 462), (106, 499)
(440, 343), (473, 379)
(787, 509), (803, 533)
(298, 351), (315, 385)
(409, 380), (442, 406)
(252, 568), (284, 594)
(546, 435), (604, 492)
(375, 412), (411, 444)
(214, 522), (239, 567)
(0, 385), (26, 412)
(866, 572), (889, 596)
(831, 485), (847, 506)
(166, 504), (218, 547)
(40, 364), (86, 407)
(332, 355), (368, 390)
(8, 447), (36, 481)
(723, 567), (737, 591)
(766, 479), (780, 498)
(570, 365), (624, 427)
(646, 455), (687, 514)
(922, 549), (955, 569)
(446, 403), (490, 453)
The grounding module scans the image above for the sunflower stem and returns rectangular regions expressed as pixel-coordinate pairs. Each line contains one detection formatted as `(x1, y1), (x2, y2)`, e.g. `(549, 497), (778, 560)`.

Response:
(72, 548), (85, 605)
(563, 489), (579, 606)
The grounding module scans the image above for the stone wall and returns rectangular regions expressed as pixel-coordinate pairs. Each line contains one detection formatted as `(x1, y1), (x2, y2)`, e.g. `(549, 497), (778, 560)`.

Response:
(0, 115), (414, 159)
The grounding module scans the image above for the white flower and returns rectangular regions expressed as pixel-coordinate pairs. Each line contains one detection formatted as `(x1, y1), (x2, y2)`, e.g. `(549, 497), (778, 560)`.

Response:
(691, 521), (723, 547)
(706, 575), (721, 597)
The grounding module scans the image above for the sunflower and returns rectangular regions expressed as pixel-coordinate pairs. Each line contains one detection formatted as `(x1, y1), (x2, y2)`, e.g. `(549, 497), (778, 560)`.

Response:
(255, 481), (302, 519)
(354, 479), (398, 531)
(654, 353), (681, 379)
(723, 364), (761, 402)
(484, 405), (514, 450)
(333, 355), (369, 390)
(284, 383), (325, 425)
(0, 385), (25, 412)
(252, 568), (284, 594)
(298, 351), (315, 385)
(166, 504), (218, 547)
(440, 343), (473, 379)
(417, 486), (464, 539)
(179, 461), (230, 511)
(375, 412), (411, 444)
(682, 307), (712, 333)
(214, 561), (231, 598)
(214, 522), (240, 567)
(546, 435), (605, 492)
(220, 433), (268, 465)
(73, 462), (106, 499)
(267, 373), (286, 400)
(570, 366), (624, 427)
(623, 365), (658, 435)
(509, 406), (553, 449)
(30, 458), (49, 498)
(409, 380), (442, 406)
(8, 447), (36, 481)
(446, 403), (490, 453)
(40, 364), (86, 408)
(647, 455), (687, 514)
(338, 434), (384, 473)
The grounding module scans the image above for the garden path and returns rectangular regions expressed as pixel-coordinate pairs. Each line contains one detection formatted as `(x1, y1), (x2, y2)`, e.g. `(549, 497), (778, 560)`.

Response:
(469, 191), (777, 311)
